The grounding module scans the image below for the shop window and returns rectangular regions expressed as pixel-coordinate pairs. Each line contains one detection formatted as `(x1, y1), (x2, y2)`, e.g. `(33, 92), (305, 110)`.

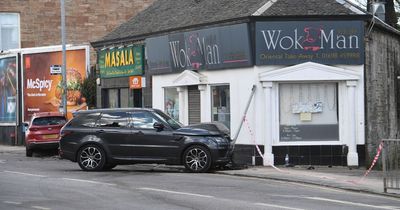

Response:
(164, 88), (179, 121)
(279, 83), (339, 142)
(0, 13), (20, 50)
(107, 89), (119, 108)
(120, 88), (129, 108)
(211, 85), (230, 129)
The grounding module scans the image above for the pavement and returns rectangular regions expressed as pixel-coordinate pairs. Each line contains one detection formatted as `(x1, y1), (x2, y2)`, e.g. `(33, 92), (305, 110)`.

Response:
(1, 145), (399, 198)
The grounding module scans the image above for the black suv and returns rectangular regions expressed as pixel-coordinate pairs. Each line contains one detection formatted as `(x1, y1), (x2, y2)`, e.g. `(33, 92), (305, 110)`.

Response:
(59, 108), (233, 172)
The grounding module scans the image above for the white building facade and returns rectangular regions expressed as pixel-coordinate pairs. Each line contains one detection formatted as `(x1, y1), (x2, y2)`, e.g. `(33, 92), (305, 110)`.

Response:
(147, 20), (366, 166)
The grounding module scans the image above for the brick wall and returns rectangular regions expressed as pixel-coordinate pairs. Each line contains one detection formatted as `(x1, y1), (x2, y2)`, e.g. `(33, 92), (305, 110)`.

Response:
(0, 0), (154, 65)
(365, 26), (400, 166)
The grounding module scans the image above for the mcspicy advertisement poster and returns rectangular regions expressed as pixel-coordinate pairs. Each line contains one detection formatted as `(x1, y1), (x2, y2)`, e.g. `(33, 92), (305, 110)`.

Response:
(23, 49), (87, 121)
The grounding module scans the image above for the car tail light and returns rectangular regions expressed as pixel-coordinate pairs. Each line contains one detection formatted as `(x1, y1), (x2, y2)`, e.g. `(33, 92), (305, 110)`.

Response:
(26, 133), (36, 141)
(29, 128), (38, 131)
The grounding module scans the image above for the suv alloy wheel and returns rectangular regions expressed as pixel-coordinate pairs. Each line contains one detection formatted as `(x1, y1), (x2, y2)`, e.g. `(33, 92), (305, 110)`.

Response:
(77, 144), (106, 171)
(183, 145), (212, 173)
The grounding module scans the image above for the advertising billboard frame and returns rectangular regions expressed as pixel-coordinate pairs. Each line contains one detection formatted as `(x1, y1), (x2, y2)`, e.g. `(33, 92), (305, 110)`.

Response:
(21, 45), (90, 122)
(0, 53), (19, 126)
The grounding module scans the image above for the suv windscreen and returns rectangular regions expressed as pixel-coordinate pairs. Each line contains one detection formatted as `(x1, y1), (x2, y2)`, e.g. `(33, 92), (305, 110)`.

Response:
(32, 116), (66, 126)
(68, 112), (100, 128)
(153, 110), (182, 130)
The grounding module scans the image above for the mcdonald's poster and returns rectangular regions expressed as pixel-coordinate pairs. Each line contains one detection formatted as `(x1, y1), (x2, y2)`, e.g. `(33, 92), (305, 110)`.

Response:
(23, 48), (88, 121)
(0, 55), (17, 124)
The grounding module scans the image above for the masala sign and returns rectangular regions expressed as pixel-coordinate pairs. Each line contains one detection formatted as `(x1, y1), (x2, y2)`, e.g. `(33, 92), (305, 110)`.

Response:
(98, 45), (144, 78)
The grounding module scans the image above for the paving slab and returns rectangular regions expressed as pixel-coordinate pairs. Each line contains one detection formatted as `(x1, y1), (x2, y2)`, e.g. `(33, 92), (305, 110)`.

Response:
(216, 165), (400, 198)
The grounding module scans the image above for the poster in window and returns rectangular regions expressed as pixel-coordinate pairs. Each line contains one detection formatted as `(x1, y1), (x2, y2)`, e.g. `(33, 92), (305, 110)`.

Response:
(279, 83), (339, 141)
(164, 88), (179, 121)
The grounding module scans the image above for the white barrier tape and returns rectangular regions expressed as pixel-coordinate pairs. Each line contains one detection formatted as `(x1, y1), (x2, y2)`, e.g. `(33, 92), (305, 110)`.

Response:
(356, 141), (384, 183)
(243, 116), (282, 172)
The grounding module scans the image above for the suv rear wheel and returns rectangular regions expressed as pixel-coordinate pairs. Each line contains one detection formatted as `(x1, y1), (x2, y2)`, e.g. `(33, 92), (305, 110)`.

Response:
(183, 145), (212, 173)
(77, 144), (106, 171)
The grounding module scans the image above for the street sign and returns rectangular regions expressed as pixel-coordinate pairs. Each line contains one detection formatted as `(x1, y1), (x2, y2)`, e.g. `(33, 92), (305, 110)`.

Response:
(50, 65), (62, 75)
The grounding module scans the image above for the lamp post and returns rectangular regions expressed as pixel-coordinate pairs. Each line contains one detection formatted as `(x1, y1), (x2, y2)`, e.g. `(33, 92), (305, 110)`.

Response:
(60, 0), (67, 115)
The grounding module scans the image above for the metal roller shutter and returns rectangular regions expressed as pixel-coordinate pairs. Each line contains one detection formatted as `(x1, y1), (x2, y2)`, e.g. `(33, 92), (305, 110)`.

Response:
(188, 85), (201, 125)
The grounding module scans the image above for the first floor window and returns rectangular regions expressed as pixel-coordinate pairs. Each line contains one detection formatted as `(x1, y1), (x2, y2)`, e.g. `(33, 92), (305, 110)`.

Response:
(279, 83), (339, 142)
(0, 13), (20, 50)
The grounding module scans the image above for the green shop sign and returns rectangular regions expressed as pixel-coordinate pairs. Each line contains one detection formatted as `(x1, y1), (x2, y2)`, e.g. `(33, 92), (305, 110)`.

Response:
(99, 45), (144, 78)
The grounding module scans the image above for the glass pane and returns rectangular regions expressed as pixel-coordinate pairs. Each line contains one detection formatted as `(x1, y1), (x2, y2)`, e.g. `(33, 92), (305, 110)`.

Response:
(120, 88), (129, 108)
(164, 88), (179, 121)
(211, 85), (230, 129)
(0, 14), (19, 25)
(97, 112), (131, 128)
(108, 89), (119, 108)
(132, 111), (158, 129)
(279, 83), (339, 142)
(0, 13), (19, 50)
(32, 116), (66, 126)
(69, 113), (100, 128)
(1, 26), (19, 50)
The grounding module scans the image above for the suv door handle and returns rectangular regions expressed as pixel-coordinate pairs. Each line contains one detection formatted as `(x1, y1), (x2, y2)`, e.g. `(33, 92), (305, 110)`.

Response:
(96, 130), (105, 133)
(133, 131), (144, 135)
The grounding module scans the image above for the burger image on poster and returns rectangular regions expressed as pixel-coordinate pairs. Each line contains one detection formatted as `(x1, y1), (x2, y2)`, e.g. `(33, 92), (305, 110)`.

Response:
(54, 68), (85, 106)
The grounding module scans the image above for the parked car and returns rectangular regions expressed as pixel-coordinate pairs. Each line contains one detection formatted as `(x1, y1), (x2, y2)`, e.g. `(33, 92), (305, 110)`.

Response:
(59, 108), (233, 172)
(25, 112), (67, 157)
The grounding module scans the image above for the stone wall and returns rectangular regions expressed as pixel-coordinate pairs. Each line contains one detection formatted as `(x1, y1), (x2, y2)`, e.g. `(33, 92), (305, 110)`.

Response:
(0, 0), (154, 66)
(365, 26), (400, 166)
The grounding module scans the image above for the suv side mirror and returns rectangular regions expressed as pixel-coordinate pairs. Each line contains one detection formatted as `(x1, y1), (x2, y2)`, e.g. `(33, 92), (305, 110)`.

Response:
(153, 122), (164, 131)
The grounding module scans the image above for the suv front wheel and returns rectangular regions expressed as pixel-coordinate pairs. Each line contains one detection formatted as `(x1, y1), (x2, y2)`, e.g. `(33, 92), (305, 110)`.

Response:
(77, 144), (106, 171)
(183, 145), (212, 173)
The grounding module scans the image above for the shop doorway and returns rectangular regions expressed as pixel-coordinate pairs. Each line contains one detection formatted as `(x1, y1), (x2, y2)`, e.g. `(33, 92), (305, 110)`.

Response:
(129, 89), (143, 107)
(188, 85), (200, 125)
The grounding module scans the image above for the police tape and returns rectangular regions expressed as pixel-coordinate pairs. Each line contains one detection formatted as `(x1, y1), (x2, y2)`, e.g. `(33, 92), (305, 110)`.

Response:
(356, 140), (384, 183)
(243, 116), (282, 172)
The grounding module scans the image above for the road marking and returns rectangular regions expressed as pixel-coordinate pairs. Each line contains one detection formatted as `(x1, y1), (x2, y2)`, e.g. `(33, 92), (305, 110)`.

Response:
(62, 178), (116, 186)
(3, 171), (46, 178)
(138, 187), (214, 198)
(3, 201), (22, 205)
(305, 197), (396, 209)
(255, 203), (306, 210)
(32, 206), (51, 210)
(0, 160), (5, 164)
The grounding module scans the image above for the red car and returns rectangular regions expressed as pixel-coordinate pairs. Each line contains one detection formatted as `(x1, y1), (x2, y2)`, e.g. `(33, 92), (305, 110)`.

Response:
(25, 112), (67, 157)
